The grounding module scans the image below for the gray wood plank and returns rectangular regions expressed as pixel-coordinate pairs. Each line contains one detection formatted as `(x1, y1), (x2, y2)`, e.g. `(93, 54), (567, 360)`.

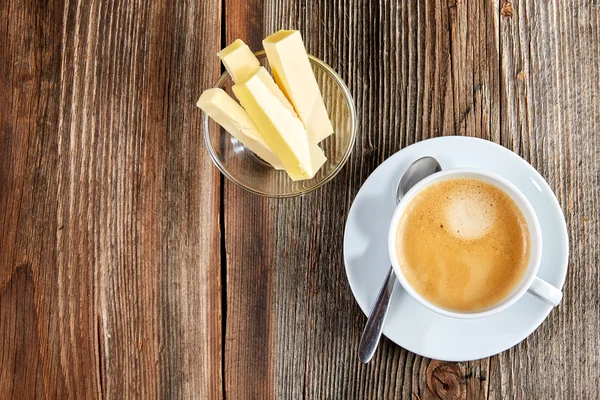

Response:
(498, 0), (600, 398)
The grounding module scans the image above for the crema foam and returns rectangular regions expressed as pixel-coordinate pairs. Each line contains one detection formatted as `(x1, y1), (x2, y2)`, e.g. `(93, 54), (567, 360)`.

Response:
(395, 178), (531, 311)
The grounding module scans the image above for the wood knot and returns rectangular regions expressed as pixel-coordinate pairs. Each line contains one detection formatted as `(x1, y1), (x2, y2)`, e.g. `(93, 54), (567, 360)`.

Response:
(501, 1), (514, 17)
(21, 72), (34, 84)
(426, 360), (466, 400)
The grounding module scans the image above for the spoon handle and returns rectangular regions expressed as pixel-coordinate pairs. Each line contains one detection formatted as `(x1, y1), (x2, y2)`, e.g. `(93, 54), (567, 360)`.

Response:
(358, 266), (396, 363)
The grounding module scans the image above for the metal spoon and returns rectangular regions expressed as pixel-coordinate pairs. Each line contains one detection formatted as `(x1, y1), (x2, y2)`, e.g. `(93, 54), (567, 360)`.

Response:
(358, 156), (442, 363)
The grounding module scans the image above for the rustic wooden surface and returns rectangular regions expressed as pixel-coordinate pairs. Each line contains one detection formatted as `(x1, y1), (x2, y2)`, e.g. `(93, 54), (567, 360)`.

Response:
(1, 0), (598, 399)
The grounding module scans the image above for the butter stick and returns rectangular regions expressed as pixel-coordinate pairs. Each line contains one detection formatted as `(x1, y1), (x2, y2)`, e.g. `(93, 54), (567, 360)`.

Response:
(197, 88), (283, 170)
(232, 68), (326, 180)
(263, 30), (333, 143)
(218, 39), (260, 84)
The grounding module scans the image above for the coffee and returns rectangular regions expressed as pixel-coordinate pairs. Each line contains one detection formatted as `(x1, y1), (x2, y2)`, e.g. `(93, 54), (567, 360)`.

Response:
(395, 177), (530, 311)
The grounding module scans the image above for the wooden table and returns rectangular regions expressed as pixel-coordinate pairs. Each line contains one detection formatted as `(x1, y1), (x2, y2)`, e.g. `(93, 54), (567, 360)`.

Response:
(1, 0), (599, 398)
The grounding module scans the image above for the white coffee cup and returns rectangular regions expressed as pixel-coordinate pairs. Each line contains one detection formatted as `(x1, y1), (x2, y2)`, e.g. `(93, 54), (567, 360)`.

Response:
(388, 168), (563, 319)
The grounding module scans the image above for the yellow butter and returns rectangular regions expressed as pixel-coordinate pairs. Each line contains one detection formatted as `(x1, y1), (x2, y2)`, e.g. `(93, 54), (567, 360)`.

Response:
(232, 68), (326, 180)
(197, 88), (283, 169)
(218, 39), (260, 84)
(218, 39), (294, 115)
(263, 30), (334, 143)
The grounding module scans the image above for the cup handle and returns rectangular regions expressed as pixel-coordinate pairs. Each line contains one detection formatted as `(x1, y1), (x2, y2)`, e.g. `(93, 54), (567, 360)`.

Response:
(527, 277), (563, 307)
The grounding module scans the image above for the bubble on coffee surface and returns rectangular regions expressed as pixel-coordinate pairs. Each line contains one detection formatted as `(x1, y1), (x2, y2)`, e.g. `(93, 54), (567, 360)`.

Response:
(445, 187), (496, 240)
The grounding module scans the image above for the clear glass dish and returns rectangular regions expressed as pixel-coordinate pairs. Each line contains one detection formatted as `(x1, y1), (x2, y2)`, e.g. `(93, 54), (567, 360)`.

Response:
(203, 51), (357, 198)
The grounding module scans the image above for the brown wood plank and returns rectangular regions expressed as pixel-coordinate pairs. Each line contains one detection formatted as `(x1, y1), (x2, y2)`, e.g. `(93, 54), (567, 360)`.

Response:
(0, 0), (93, 397)
(222, 1), (277, 398)
(222, 0), (599, 399)
(0, 0), (223, 398)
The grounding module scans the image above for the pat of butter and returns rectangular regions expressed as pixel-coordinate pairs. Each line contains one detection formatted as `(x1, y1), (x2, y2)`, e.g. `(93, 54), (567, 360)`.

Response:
(197, 88), (283, 170)
(232, 67), (326, 180)
(219, 39), (297, 115)
(263, 30), (333, 143)
(218, 39), (260, 83)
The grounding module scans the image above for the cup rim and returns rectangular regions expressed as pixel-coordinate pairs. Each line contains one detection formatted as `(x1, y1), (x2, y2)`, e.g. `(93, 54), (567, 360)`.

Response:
(388, 167), (543, 319)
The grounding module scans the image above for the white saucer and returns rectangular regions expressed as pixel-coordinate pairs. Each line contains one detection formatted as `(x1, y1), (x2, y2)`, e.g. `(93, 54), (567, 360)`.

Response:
(343, 136), (569, 361)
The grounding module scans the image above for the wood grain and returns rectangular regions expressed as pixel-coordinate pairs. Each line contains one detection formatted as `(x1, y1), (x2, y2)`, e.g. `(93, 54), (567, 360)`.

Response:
(222, 1), (277, 398)
(1, 0), (599, 399)
(0, 0), (222, 398)
(496, 1), (600, 398)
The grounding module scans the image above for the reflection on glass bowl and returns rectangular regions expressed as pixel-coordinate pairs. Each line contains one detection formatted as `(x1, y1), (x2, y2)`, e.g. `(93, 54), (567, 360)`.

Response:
(203, 51), (357, 198)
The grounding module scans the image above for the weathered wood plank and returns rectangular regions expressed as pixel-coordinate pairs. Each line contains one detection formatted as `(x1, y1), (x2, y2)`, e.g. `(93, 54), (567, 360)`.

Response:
(223, 1), (277, 398)
(0, 0), (96, 397)
(498, 0), (600, 398)
(94, 0), (223, 397)
(0, 0), (223, 398)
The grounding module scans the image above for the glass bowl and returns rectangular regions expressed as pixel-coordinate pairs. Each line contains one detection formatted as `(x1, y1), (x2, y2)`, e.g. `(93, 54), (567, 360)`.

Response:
(203, 51), (357, 198)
